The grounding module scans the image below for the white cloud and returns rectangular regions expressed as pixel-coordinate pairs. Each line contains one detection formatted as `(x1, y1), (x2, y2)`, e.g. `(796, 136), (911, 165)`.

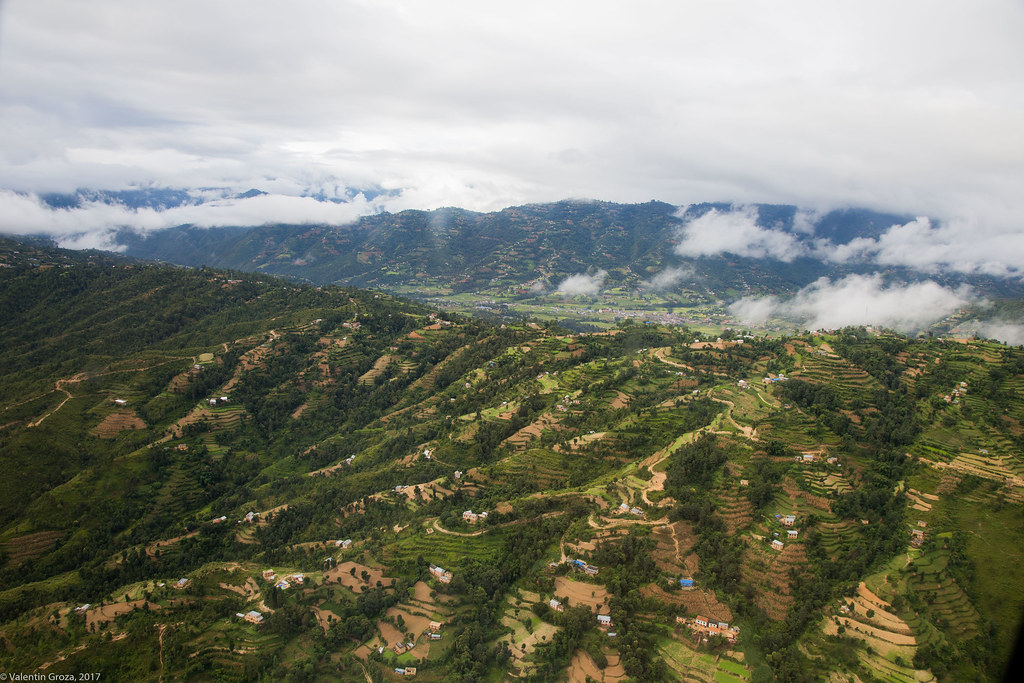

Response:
(728, 274), (973, 333)
(819, 217), (1024, 277)
(973, 321), (1024, 345)
(556, 270), (607, 296)
(0, 0), (1019, 242)
(644, 266), (693, 290)
(0, 190), (383, 248)
(675, 207), (807, 262)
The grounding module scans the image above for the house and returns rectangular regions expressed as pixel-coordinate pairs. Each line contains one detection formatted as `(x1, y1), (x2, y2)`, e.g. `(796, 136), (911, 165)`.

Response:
(788, 530), (798, 539)
(453, 470), (463, 480)
(676, 615), (686, 624)
(771, 539), (784, 551)
(618, 503), (630, 513)
(695, 616), (709, 627)
(244, 511), (259, 523)
(801, 453), (815, 462)
(262, 569), (276, 580)
(211, 515), (227, 524)
(584, 565), (599, 576)
(403, 668), (417, 677)
(739, 479), (749, 487)
(597, 614), (612, 628)
(917, 520), (927, 528)
(337, 539), (353, 548)
(737, 379), (749, 388)
(428, 621), (442, 632)
(629, 507), (644, 516)
(549, 599), (564, 612)
(827, 456), (838, 465)
(429, 564), (452, 583)
(463, 510), (479, 523)
(74, 604), (91, 614)
(175, 578), (190, 588)
(782, 515), (796, 527)
(244, 610), (264, 624)
(393, 643), (407, 655)
(289, 574), (305, 584)
(113, 398), (128, 406)
(428, 633), (442, 640)
(275, 580), (291, 590)
(717, 621), (729, 630)
(679, 578), (694, 588)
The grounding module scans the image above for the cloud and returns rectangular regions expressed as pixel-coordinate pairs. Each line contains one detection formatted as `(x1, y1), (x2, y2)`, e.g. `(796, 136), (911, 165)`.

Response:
(0, 1), (1021, 240)
(819, 217), (1024, 277)
(728, 274), (973, 333)
(675, 207), (807, 262)
(973, 321), (1024, 345)
(644, 266), (693, 290)
(556, 270), (607, 296)
(0, 190), (383, 248)
(528, 280), (547, 294)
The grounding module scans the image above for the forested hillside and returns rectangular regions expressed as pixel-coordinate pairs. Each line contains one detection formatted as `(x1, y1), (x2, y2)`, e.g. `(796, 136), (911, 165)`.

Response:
(1, 238), (1021, 682)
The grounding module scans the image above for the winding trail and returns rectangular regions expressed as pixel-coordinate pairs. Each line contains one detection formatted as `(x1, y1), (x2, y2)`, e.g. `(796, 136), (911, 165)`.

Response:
(432, 518), (486, 537)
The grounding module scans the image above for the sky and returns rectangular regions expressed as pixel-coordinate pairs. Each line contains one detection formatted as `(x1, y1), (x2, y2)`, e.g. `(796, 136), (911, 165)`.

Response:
(0, 0), (1021, 241)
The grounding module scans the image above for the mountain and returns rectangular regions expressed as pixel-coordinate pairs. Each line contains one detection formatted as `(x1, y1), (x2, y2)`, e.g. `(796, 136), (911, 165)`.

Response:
(114, 200), (921, 291)
(1, 237), (1021, 681)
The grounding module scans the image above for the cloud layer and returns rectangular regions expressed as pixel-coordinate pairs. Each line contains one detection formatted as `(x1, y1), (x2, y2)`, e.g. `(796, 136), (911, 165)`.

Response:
(675, 206), (1024, 277)
(728, 274), (973, 333)
(556, 270), (608, 296)
(0, 0), (1021, 246)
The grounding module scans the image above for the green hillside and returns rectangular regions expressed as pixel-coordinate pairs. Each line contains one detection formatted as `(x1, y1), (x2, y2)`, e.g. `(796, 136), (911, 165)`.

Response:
(0, 239), (1021, 682)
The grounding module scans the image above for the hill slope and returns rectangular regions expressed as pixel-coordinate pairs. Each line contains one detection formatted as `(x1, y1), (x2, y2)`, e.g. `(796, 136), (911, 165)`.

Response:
(0, 239), (1021, 681)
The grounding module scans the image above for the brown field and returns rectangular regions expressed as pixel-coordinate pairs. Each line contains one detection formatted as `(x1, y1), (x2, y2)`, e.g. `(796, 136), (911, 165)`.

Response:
(554, 577), (611, 612)
(2, 530), (64, 566)
(569, 648), (627, 682)
(642, 584), (733, 622)
(84, 600), (161, 629)
(325, 561), (387, 593)
(91, 409), (147, 437)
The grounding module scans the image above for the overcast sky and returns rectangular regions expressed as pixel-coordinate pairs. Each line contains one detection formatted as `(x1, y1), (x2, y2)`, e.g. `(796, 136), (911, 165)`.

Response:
(0, 1), (1022, 243)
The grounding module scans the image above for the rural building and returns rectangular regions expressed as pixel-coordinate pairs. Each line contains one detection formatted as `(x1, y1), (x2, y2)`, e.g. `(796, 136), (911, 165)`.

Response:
(336, 539), (352, 548)
(428, 621), (442, 632)
(549, 599), (564, 612)
(739, 479), (749, 486)
(787, 530), (798, 539)
(782, 515), (796, 527)
(597, 614), (612, 628)
(695, 616), (708, 627)
(244, 610), (264, 624)
(175, 578), (190, 588)
(113, 398), (128, 406)
(428, 633), (442, 640)
(429, 564), (453, 583)
(262, 569), (275, 580)
(771, 540), (784, 551)
(275, 580), (291, 590)
(679, 578), (694, 588)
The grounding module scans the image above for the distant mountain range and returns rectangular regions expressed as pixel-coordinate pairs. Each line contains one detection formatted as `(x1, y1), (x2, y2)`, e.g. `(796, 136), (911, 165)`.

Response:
(102, 198), (1023, 302)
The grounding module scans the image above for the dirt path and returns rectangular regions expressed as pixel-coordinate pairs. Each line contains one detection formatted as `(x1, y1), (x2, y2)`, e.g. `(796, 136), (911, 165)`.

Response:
(157, 623), (167, 683)
(707, 389), (756, 439)
(26, 358), (192, 428)
(433, 518), (486, 537)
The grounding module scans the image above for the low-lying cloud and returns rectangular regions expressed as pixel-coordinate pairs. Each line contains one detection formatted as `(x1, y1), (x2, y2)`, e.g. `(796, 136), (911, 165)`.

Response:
(0, 190), (383, 250)
(675, 207), (807, 262)
(728, 274), (973, 333)
(674, 206), (1024, 278)
(820, 217), (1024, 277)
(644, 266), (693, 290)
(556, 270), (607, 296)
